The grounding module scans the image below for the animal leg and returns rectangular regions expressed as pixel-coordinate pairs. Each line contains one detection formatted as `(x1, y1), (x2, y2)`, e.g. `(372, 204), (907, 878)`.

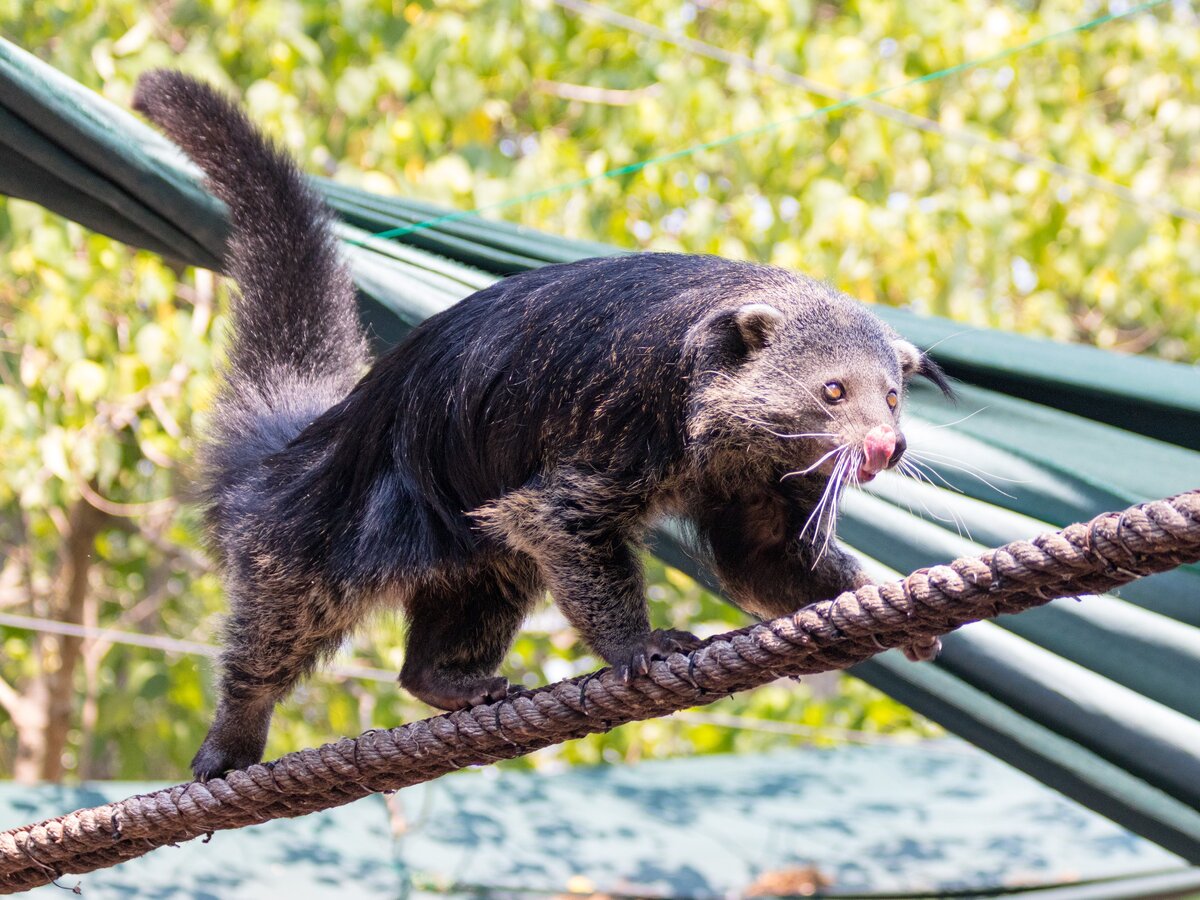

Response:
(474, 468), (700, 681)
(398, 562), (538, 711)
(192, 584), (363, 780)
(701, 492), (941, 661)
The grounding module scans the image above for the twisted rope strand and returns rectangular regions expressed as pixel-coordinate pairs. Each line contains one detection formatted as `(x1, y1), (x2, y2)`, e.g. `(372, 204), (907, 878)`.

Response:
(1, 490), (1197, 892)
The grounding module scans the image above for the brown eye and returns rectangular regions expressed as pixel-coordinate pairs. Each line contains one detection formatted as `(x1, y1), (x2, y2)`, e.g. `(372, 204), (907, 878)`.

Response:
(886, 390), (899, 410)
(823, 381), (845, 403)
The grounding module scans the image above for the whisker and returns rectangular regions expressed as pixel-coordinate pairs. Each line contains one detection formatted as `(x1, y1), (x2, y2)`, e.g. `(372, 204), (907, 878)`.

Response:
(902, 456), (965, 496)
(920, 407), (990, 430)
(797, 447), (850, 546)
(897, 458), (940, 493)
(796, 384), (836, 420)
(920, 329), (975, 354)
(901, 462), (973, 540)
(729, 413), (836, 441)
(906, 448), (1027, 484)
(906, 451), (1019, 499)
(814, 451), (854, 563)
(810, 451), (851, 562)
(894, 461), (972, 540)
(797, 475), (833, 544)
(886, 464), (923, 520)
(782, 443), (849, 480)
(803, 473), (837, 552)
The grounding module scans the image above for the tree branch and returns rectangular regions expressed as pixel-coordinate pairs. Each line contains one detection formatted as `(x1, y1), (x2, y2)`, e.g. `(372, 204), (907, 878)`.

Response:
(532, 78), (661, 106)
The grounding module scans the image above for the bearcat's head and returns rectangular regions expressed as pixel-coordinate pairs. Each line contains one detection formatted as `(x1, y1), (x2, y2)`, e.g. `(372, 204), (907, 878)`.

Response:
(684, 271), (952, 486)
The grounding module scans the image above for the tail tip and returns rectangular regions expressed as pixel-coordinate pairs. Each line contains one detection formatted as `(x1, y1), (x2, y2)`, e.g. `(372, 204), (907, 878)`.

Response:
(131, 68), (172, 116)
(132, 69), (213, 124)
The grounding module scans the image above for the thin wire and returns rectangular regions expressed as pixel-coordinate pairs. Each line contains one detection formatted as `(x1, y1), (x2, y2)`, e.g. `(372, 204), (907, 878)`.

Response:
(671, 710), (970, 751)
(0, 611), (398, 684)
(0, 612), (950, 745)
(552, 0), (1200, 225)
(367, 0), (1170, 242)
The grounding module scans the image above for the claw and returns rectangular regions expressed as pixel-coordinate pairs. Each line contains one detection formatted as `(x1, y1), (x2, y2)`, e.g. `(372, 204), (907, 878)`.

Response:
(610, 628), (701, 681)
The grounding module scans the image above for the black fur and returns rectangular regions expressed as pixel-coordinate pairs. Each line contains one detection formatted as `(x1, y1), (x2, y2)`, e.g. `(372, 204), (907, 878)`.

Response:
(133, 71), (949, 779)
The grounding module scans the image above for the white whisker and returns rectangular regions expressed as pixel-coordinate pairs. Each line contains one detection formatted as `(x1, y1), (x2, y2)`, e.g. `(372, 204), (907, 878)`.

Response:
(889, 464), (922, 520)
(908, 449), (1028, 483)
(906, 451), (1019, 500)
(895, 461), (972, 540)
(814, 450), (854, 563)
(902, 456), (965, 495)
(902, 451), (1017, 501)
(797, 447), (850, 546)
(797, 479), (833, 544)
(802, 476), (836, 549)
(796, 384), (836, 420)
(729, 413), (836, 441)
(920, 329), (974, 354)
(783, 442), (849, 480)
(921, 407), (990, 430)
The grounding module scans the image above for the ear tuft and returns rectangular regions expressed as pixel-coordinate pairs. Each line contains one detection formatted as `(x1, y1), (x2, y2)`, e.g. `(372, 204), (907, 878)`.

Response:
(918, 355), (956, 400)
(730, 303), (786, 353)
(893, 340), (922, 376)
(894, 339), (955, 400)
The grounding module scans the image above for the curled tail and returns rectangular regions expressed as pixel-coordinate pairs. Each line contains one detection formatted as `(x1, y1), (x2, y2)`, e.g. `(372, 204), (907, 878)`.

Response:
(133, 71), (367, 516)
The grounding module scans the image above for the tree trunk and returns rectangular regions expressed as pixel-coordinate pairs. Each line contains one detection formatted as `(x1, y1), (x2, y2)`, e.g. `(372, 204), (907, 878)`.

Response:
(11, 499), (111, 783)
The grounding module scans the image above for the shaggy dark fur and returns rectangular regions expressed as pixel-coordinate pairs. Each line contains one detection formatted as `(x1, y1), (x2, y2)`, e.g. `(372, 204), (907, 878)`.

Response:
(133, 71), (952, 780)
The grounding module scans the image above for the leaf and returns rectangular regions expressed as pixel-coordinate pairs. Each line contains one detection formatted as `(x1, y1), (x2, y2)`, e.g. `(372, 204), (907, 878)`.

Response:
(65, 359), (108, 403)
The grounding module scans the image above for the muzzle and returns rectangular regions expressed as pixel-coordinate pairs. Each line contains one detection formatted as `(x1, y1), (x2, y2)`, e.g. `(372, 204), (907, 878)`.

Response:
(859, 425), (898, 483)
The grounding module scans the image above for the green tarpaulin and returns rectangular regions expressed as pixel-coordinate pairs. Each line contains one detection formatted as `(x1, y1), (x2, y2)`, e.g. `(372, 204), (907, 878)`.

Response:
(2, 36), (1199, 872)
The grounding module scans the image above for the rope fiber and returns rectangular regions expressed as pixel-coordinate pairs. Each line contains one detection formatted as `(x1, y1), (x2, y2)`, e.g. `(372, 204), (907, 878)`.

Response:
(0, 490), (1197, 892)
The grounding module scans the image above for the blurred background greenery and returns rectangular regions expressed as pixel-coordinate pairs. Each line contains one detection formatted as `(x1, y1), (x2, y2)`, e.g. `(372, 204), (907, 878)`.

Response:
(0, 0), (1195, 781)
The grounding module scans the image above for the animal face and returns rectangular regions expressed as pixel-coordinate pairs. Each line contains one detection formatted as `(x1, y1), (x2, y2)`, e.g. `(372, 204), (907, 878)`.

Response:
(686, 290), (951, 487)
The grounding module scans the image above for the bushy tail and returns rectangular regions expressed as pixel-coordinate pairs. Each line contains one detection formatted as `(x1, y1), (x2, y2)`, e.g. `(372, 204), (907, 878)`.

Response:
(133, 71), (367, 502)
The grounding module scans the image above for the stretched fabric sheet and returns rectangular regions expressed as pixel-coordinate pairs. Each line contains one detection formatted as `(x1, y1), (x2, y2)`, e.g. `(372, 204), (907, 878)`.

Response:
(3, 36), (1200, 869)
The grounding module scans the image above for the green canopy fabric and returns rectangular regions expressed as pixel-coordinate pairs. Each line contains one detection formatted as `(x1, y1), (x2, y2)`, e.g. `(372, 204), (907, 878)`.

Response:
(3, 36), (1200, 866)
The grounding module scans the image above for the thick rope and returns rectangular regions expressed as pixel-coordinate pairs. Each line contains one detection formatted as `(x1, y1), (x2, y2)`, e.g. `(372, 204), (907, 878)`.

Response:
(1, 490), (1197, 892)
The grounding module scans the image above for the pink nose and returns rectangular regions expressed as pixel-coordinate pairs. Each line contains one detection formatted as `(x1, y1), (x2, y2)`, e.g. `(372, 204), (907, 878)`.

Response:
(862, 425), (896, 477)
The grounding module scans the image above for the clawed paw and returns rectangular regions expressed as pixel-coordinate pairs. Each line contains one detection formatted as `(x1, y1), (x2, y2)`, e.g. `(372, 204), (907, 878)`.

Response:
(612, 629), (702, 682)
(400, 672), (511, 711)
(903, 635), (942, 662)
(191, 736), (264, 782)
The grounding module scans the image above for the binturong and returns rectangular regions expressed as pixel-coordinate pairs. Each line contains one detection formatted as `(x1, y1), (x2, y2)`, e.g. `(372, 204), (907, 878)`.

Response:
(132, 71), (954, 780)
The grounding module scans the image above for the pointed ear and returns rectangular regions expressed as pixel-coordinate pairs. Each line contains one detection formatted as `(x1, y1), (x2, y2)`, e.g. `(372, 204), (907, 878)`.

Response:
(894, 339), (955, 399)
(724, 302), (787, 354)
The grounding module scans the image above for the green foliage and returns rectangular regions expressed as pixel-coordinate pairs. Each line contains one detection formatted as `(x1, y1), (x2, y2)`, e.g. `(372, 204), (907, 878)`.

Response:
(2, 0), (1194, 779)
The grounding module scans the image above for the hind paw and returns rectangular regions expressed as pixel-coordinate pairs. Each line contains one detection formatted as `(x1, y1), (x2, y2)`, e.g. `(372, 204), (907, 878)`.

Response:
(401, 671), (511, 712)
(609, 629), (702, 682)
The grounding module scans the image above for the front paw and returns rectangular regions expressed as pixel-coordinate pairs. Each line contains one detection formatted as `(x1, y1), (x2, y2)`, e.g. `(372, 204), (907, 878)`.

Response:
(609, 629), (702, 682)
(903, 635), (942, 662)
